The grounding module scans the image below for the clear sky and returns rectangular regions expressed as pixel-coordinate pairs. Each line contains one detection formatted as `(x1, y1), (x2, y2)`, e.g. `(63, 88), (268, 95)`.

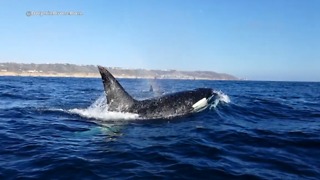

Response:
(0, 0), (319, 81)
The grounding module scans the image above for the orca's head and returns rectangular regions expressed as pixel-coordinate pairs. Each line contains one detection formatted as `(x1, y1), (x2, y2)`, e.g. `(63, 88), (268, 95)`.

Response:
(190, 88), (218, 112)
(194, 88), (217, 100)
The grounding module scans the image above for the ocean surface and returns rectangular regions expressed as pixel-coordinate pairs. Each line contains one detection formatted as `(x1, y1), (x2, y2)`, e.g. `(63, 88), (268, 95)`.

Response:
(0, 76), (319, 179)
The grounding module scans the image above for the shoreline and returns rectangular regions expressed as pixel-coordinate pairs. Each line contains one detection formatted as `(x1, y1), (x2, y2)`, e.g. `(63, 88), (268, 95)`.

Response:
(0, 72), (99, 78)
(0, 72), (228, 80)
(0, 62), (239, 80)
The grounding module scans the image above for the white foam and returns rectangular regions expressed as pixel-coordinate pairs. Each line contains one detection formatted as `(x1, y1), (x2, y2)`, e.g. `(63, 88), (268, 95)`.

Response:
(210, 90), (231, 109)
(215, 90), (231, 103)
(68, 95), (139, 121)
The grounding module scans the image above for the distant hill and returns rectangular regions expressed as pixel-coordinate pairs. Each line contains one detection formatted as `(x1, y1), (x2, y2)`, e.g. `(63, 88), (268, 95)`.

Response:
(0, 62), (238, 80)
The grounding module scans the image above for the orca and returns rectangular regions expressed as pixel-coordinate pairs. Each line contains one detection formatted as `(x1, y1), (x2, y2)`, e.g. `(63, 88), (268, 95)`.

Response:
(98, 66), (218, 119)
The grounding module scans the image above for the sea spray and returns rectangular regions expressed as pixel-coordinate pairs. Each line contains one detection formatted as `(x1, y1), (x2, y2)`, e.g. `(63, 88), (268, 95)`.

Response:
(68, 94), (139, 121)
(210, 90), (231, 109)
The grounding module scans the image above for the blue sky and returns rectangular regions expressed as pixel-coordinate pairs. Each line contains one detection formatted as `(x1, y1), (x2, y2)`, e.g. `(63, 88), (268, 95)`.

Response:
(0, 0), (319, 81)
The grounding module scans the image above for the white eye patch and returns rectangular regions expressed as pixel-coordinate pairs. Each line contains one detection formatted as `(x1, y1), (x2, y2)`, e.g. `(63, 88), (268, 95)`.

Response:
(192, 98), (208, 112)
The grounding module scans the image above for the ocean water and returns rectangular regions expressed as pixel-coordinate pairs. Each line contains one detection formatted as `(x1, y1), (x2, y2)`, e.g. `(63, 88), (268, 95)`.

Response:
(0, 76), (319, 179)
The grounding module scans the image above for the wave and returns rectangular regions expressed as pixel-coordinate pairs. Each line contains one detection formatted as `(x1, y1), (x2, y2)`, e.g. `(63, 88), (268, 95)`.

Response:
(215, 90), (231, 104)
(209, 90), (231, 109)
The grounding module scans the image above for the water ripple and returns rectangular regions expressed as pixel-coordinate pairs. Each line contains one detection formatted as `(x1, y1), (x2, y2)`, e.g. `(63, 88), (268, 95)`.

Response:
(0, 77), (319, 179)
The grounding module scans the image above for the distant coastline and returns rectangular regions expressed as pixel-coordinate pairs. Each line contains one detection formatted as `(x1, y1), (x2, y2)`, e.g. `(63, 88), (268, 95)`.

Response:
(0, 71), (99, 78)
(0, 62), (239, 80)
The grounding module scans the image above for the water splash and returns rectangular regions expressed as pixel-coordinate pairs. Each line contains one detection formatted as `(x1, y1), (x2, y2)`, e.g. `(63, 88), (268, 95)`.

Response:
(68, 95), (139, 121)
(210, 90), (231, 109)
(215, 90), (231, 104)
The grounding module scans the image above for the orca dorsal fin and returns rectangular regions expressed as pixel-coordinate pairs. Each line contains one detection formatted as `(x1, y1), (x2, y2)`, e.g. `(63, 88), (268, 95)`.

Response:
(98, 66), (136, 112)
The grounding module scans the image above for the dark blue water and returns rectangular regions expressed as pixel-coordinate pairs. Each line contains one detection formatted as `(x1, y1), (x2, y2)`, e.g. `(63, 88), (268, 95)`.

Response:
(0, 76), (319, 179)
